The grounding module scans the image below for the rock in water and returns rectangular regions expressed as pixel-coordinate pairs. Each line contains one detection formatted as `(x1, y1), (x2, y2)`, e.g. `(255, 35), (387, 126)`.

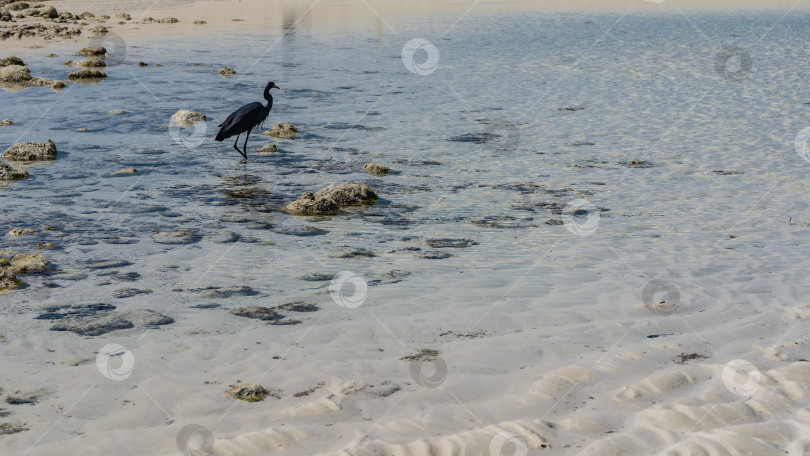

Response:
(0, 65), (31, 83)
(10, 253), (49, 274)
(0, 161), (27, 181)
(283, 192), (340, 216)
(0, 56), (24, 67)
(283, 184), (377, 216)
(314, 183), (377, 206)
(67, 70), (107, 80)
(40, 6), (57, 18)
(218, 66), (235, 76)
(3, 140), (57, 161)
(77, 46), (106, 56)
(263, 123), (297, 138)
(0, 270), (20, 291)
(362, 162), (390, 176)
(171, 110), (206, 126)
(64, 58), (106, 68)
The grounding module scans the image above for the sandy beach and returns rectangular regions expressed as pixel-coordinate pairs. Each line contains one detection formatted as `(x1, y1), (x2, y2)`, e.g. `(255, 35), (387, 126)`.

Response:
(3, 0), (810, 455)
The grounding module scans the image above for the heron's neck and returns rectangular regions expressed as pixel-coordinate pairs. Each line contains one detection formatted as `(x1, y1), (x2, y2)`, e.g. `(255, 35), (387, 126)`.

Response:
(264, 93), (273, 110)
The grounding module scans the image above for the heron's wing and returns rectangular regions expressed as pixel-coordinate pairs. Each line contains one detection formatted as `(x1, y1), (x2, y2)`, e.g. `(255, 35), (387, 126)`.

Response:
(218, 102), (264, 129)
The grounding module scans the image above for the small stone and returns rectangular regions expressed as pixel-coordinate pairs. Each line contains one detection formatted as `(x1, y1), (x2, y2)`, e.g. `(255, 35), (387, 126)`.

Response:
(7, 2), (29, 11)
(218, 66), (235, 76)
(3, 140), (57, 161)
(67, 70), (107, 80)
(171, 109), (206, 126)
(228, 383), (267, 402)
(114, 168), (137, 175)
(112, 288), (152, 298)
(152, 230), (198, 245)
(0, 120), (12, 126)
(362, 162), (390, 176)
(89, 25), (108, 35)
(115, 13), (131, 20)
(156, 17), (179, 23)
(256, 144), (276, 155)
(194, 20), (207, 24)
(108, 109), (127, 115)
(138, 61), (148, 67)
(35, 242), (56, 250)
(263, 123), (297, 138)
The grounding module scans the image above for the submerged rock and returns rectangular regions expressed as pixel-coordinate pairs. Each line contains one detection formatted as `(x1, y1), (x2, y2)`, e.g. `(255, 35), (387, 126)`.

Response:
(263, 123), (297, 138)
(77, 46), (107, 56)
(362, 162), (390, 176)
(30, 77), (66, 89)
(425, 238), (479, 248)
(0, 161), (27, 181)
(156, 17), (179, 23)
(67, 70), (107, 80)
(229, 306), (283, 321)
(218, 66), (235, 76)
(50, 314), (134, 336)
(0, 120), (11, 126)
(0, 56), (24, 67)
(64, 58), (106, 68)
(171, 109), (206, 126)
(151, 230), (199, 244)
(3, 140), (57, 161)
(0, 65), (31, 83)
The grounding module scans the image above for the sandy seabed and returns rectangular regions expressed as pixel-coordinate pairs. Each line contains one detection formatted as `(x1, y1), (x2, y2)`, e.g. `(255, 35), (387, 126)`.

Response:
(3, 0), (810, 455)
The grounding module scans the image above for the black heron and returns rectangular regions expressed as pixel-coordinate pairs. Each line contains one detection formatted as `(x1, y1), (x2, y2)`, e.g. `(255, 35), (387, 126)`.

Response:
(215, 81), (280, 161)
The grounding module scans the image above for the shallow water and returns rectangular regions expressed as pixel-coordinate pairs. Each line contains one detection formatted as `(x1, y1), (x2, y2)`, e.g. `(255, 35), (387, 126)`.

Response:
(3, 8), (810, 454)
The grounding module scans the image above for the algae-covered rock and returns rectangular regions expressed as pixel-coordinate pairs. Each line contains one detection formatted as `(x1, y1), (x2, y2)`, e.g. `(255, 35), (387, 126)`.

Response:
(218, 66), (235, 76)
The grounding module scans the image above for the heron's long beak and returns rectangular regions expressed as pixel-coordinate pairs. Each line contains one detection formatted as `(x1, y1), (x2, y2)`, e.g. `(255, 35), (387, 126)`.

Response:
(273, 84), (281, 89)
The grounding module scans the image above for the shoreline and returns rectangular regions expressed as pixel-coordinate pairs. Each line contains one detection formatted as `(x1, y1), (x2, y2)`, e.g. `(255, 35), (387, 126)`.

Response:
(1, 0), (809, 53)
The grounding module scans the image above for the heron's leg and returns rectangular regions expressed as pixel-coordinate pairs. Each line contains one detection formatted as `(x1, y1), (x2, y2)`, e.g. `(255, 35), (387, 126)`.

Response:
(243, 130), (251, 162)
(233, 135), (246, 161)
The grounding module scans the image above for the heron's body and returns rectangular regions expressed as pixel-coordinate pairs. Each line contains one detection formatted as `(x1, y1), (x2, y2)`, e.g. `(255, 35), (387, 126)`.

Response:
(215, 81), (279, 161)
